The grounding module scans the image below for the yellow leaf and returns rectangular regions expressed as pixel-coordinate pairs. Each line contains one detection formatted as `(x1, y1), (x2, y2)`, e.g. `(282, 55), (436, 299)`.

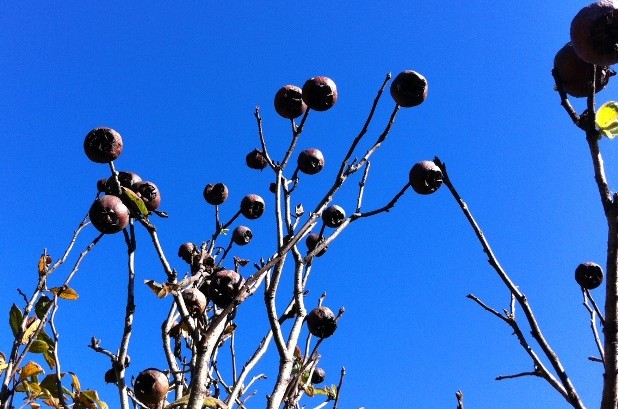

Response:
(69, 371), (81, 393)
(50, 287), (79, 300)
(144, 280), (177, 298)
(38, 253), (52, 276)
(20, 362), (44, 381)
(21, 317), (41, 344)
(596, 101), (618, 139)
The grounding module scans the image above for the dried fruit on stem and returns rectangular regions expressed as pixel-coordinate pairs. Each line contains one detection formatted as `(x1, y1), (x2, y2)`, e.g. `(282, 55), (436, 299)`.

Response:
(297, 148), (325, 175)
(88, 195), (130, 234)
(306, 306), (337, 338)
(134, 368), (169, 407)
(203, 183), (229, 206)
(322, 205), (346, 228)
(208, 269), (244, 307)
(553, 42), (612, 97)
(409, 161), (443, 195)
(390, 70), (428, 107)
(84, 127), (124, 163)
(575, 261), (604, 289)
(240, 194), (265, 219)
(274, 85), (307, 119)
(570, 0), (618, 66)
(232, 225), (253, 245)
(302, 76), (338, 111)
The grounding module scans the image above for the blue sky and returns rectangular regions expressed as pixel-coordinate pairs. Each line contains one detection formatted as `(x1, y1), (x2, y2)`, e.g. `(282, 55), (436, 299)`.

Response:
(0, 2), (614, 408)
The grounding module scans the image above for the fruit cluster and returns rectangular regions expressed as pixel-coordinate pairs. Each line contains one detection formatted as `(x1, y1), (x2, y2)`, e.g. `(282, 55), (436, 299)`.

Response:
(554, 0), (618, 98)
(84, 128), (163, 234)
(82, 70), (444, 408)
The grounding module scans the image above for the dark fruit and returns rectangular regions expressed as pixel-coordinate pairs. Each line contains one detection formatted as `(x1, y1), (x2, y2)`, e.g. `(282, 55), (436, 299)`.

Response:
(240, 194), (265, 219)
(322, 205), (346, 228)
(178, 242), (199, 264)
(109, 171), (142, 191)
(97, 179), (108, 193)
(84, 127), (123, 163)
(104, 368), (117, 384)
(306, 233), (327, 257)
(181, 287), (207, 317)
(297, 148), (325, 175)
(246, 149), (268, 170)
(134, 368), (169, 407)
(554, 42), (612, 97)
(232, 226), (253, 246)
(274, 85), (307, 119)
(409, 161), (443, 195)
(390, 70), (428, 107)
(203, 183), (229, 206)
(575, 261), (604, 289)
(89, 195), (130, 234)
(311, 367), (326, 384)
(306, 306), (337, 338)
(571, 0), (618, 66)
(208, 269), (244, 308)
(132, 181), (161, 211)
(302, 77), (338, 111)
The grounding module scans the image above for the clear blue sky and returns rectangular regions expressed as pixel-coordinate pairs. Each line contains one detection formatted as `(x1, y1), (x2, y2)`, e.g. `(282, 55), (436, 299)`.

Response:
(0, 2), (613, 408)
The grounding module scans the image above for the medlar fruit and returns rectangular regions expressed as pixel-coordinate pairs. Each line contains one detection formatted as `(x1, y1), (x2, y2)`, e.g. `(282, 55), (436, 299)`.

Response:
(84, 127), (123, 163)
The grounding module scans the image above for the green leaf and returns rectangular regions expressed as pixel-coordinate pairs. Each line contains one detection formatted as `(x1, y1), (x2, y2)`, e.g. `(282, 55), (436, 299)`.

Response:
(121, 186), (149, 217)
(37, 329), (54, 348)
(42, 348), (57, 369)
(40, 374), (63, 398)
(9, 304), (23, 338)
(596, 101), (618, 138)
(35, 296), (52, 319)
(29, 340), (49, 354)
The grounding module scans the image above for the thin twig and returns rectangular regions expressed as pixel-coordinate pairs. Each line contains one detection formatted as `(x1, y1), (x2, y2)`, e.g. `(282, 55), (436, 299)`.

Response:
(437, 157), (584, 408)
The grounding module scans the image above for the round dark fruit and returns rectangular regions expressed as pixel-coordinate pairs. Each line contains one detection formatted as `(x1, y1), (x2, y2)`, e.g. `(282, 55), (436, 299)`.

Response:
(203, 183), (229, 206)
(84, 127), (123, 163)
(104, 368), (117, 384)
(306, 233), (328, 257)
(97, 179), (108, 193)
(575, 261), (604, 289)
(89, 195), (130, 234)
(571, 0), (618, 66)
(246, 149), (268, 170)
(208, 269), (244, 308)
(302, 77), (338, 111)
(311, 367), (326, 384)
(178, 242), (198, 264)
(108, 171), (142, 191)
(390, 70), (428, 107)
(409, 161), (443, 195)
(274, 85), (307, 119)
(181, 287), (207, 317)
(240, 194), (265, 219)
(306, 306), (337, 338)
(297, 148), (325, 175)
(322, 205), (346, 228)
(232, 226), (253, 246)
(134, 368), (169, 407)
(132, 181), (161, 211)
(554, 42), (612, 97)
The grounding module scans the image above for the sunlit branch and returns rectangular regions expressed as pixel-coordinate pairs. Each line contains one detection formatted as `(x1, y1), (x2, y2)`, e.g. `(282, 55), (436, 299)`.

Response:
(582, 289), (605, 366)
(437, 157), (585, 409)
